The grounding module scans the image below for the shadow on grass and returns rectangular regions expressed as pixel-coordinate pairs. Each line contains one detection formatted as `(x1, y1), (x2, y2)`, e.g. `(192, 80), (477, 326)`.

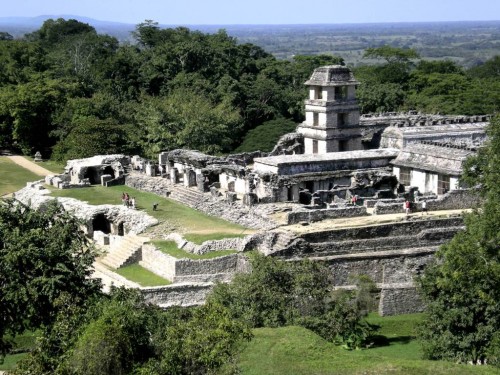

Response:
(369, 335), (415, 348)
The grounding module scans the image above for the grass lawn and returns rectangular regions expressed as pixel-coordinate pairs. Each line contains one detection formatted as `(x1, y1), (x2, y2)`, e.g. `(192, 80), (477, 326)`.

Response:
(0, 353), (28, 371)
(48, 184), (251, 238)
(152, 240), (237, 259)
(235, 314), (499, 375)
(22, 156), (66, 174)
(114, 264), (171, 287)
(0, 157), (41, 196)
(0, 330), (39, 371)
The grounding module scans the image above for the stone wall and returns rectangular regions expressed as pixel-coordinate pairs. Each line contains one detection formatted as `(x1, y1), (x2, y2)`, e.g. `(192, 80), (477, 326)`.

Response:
(140, 243), (248, 283)
(13, 182), (158, 234)
(126, 174), (277, 230)
(287, 206), (367, 224)
(298, 217), (463, 244)
(140, 244), (176, 280)
(378, 285), (425, 315)
(315, 249), (435, 286)
(364, 198), (404, 208)
(373, 201), (405, 215)
(163, 233), (244, 255)
(373, 189), (481, 215)
(425, 189), (481, 211)
(141, 283), (214, 308)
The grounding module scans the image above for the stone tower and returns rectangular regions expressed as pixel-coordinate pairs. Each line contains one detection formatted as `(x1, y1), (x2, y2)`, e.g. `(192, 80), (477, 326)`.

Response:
(297, 65), (362, 154)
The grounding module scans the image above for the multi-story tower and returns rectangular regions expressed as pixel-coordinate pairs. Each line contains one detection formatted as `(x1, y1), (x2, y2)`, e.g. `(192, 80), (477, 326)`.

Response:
(297, 65), (362, 154)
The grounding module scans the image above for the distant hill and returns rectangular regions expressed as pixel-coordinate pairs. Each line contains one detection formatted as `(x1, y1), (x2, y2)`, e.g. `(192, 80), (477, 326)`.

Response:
(0, 16), (499, 66)
(0, 15), (137, 41)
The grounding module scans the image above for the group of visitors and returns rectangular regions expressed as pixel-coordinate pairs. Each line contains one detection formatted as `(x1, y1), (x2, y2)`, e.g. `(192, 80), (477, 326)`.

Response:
(121, 192), (136, 209)
(404, 199), (428, 216)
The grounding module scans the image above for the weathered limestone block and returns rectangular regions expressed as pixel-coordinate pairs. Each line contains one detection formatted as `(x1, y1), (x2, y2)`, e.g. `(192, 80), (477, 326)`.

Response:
(378, 285), (425, 316)
(287, 206), (367, 224)
(141, 283), (214, 308)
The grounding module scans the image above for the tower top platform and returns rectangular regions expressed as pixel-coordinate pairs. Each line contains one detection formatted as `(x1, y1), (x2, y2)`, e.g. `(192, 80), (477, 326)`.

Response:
(305, 65), (359, 86)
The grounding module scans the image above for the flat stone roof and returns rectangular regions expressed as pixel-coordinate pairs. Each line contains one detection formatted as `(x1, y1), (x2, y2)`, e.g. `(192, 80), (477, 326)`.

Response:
(392, 144), (475, 175)
(398, 123), (488, 136)
(254, 149), (399, 167)
(305, 65), (359, 87)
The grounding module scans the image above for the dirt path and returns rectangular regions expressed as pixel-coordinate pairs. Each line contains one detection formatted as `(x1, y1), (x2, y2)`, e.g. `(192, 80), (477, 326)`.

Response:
(6, 155), (54, 176)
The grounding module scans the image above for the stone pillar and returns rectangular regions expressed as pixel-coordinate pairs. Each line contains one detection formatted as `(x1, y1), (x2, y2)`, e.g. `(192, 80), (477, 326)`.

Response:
(183, 170), (189, 187)
(196, 174), (205, 192)
(170, 168), (178, 184)
(188, 170), (197, 187)
(145, 163), (156, 177)
(292, 185), (300, 202)
(243, 193), (258, 206)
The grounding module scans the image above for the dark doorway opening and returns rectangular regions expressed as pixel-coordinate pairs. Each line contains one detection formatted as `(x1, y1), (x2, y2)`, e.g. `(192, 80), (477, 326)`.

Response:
(83, 167), (100, 184)
(103, 166), (114, 178)
(117, 222), (124, 236)
(92, 214), (111, 234)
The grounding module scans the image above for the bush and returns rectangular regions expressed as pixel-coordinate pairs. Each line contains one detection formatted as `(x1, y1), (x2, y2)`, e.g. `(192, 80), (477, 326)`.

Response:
(208, 254), (376, 349)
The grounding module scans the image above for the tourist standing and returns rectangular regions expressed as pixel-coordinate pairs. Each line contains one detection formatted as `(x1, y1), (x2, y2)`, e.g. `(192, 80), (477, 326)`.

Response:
(404, 199), (410, 215)
(421, 200), (428, 215)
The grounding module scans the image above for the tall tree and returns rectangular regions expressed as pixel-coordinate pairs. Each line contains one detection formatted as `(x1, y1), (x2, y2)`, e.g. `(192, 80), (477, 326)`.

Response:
(418, 115), (500, 366)
(0, 199), (101, 357)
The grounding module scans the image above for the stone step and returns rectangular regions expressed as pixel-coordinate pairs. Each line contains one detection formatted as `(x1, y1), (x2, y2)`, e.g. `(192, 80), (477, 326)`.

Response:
(168, 186), (207, 208)
(101, 234), (148, 269)
(308, 234), (451, 256)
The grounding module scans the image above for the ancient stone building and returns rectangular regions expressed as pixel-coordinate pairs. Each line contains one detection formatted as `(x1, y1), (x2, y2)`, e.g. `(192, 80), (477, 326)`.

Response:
(157, 65), (489, 205)
(297, 65), (362, 153)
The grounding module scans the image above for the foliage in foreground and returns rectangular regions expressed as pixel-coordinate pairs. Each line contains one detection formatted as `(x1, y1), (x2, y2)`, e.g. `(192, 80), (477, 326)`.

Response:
(418, 115), (500, 366)
(14, 288), (252, 375)
(209, 254), (376, 349)
(0, 199), (101, 358)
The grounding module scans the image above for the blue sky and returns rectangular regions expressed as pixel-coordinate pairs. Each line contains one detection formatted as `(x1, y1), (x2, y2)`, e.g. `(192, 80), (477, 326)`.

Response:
(3, 0), (500, 25)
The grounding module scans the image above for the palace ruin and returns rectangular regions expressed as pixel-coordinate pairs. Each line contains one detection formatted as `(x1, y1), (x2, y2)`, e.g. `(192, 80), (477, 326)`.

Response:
(15, 65), (489, 314)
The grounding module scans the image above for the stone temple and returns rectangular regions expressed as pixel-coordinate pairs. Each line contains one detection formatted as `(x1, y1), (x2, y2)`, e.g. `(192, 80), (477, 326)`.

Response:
(16, 65), (489, 314)
(159, 65), (488, 206)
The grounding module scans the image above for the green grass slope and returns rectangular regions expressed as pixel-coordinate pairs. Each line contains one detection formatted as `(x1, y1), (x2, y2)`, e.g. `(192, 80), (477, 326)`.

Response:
(235, 314), (499, 375)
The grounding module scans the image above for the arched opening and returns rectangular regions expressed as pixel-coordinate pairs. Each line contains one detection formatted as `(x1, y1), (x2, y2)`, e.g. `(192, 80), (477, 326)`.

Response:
(103, 166), (115, 178)
(92, 213), (111, 234)
(83, 167), (100, 184)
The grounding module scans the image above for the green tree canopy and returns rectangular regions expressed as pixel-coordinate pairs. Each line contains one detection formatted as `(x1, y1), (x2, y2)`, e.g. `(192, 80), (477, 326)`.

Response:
(0, 199), (101, 357)
(418, 115), (500, 366)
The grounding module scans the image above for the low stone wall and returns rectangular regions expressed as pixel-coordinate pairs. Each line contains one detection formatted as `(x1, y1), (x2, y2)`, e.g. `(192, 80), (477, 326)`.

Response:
(378, 284), (425, 316)
(196, 238), (243, 254)
(364, 198), (404, 208)
(299, 217), (463, 244)
(426, 189), (481, 211)
(287, 206), (367, 224)
(317, 248), (436, 286)
(307, 226), (462, 256)
(140, 243), (247, 283)
(126, 174), (172, 199)
(141, 283), (214, 308)
(373, 189), (481, 215)
(373, 201), (405, 215)
(140, 244), (176, 280)
(163, 233), (244, 255)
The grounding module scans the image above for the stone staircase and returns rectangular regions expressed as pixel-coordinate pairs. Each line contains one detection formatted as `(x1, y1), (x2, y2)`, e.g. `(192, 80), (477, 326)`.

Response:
(167, 184), (207, 209)
(272, 230), (297, 252)
(100, 234), (149, 269)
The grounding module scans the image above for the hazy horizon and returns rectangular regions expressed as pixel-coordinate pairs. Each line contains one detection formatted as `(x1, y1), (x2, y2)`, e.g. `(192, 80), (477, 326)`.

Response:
(2, 0), (499, 26)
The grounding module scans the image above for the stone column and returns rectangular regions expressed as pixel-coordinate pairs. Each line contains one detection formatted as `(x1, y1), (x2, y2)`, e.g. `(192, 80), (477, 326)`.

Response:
(170, 168), (178, 184)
